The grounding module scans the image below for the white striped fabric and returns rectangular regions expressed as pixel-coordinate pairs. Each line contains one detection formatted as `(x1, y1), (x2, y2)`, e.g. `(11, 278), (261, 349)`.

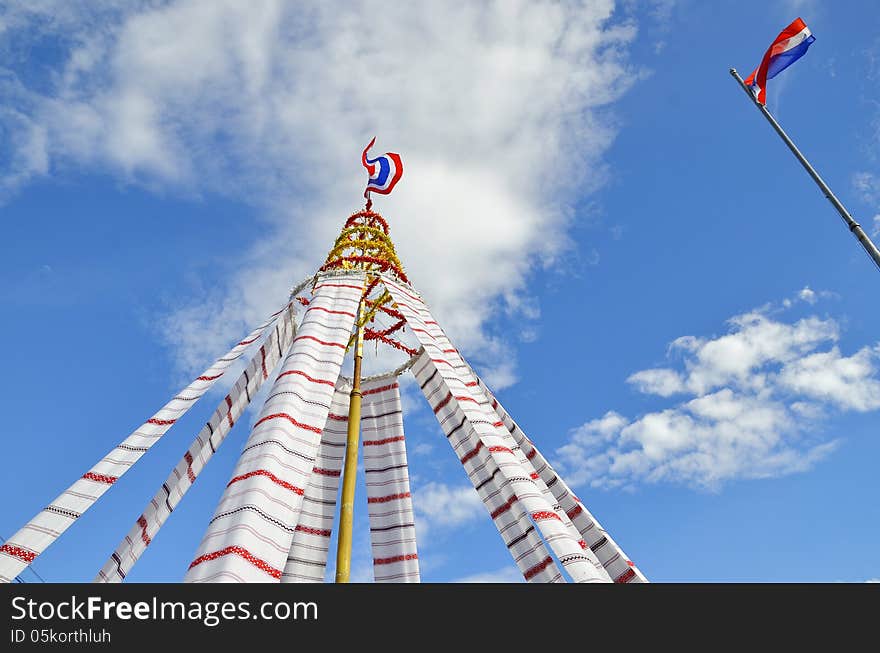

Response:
(425, 360), (608, 581)
(463, 381), (599, 578)
(383, 275), (610, 583)
(95, 305), (298, 583)
(281, 380), (351, 583)
(361, 376), (420, 583)
(184, 273), (363, 583)
(412, 352), (561, 583)
(476, 377), (648, 584)
(0, 301), (293, 584)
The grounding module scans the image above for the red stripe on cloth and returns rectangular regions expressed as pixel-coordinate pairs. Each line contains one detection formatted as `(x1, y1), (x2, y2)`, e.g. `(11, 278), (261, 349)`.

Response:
(277, 369), (336, 387)
(465, 381), (478, 387)
(454, 395), (478, 404)
(0, 544), (36, 563)
(578, 539), (588, 550)
(226, 396), (234, 428)
(312, 467), (341, 477)
(524, 556), (554, 580)
(531, 511), (561, 522)
(433, 392), (453, 414)
(184, 452), (196, 483)
(237, 336), (258, 346)
(530, 472), (540, 480)
(307, 305), (356, 318)
(367, 492), (411, 504)
(327, 413), (348, 421)
(295, 524), (331, 537)
(490, 495), (517, 519)
(488, 445), (513, 455)
(83, 472), (117, 484)
(362, 435), (405, 446)
(566, 505), (583, 519)
(425, 321), (439, 326)
(294, 334), (346, 349)
(526, 449), (537, 460)
(188, 545), (282, 579)
(442, 348), (456, 353)
(137, 515), (152, 546)
(460, 441), (483, 464)
(615, 568), (637, 584)
(260, 346), (268, 380)
(146, 418), (176, 426)
(227, 469), (304, 495)
(253, 412), (323, 435)
(374, 553), (418, 565)
(362, 382), (399, 396)
(197, 374), (222, 381)
(491, 421), (504, 428)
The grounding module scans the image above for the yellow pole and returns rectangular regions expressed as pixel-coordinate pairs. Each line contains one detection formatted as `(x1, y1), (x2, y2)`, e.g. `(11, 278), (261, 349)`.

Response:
(335, 297), (364, 583)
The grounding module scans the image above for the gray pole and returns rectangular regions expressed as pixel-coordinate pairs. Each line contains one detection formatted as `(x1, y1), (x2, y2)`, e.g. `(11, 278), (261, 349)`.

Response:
(729, 67), (880, 271)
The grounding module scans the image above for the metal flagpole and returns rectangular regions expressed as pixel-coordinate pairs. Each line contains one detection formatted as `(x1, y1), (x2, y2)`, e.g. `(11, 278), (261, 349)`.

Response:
(335, 295), (365, 583)
(729, 67), (880, 271)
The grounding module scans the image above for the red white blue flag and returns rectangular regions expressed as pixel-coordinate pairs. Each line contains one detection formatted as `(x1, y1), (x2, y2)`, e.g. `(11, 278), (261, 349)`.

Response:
(745, 17), (815, 105)
(362, 137), (403, 199)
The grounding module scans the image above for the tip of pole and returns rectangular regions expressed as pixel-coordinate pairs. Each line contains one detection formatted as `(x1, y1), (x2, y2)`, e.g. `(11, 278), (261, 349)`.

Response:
(729, 67), (737, 74)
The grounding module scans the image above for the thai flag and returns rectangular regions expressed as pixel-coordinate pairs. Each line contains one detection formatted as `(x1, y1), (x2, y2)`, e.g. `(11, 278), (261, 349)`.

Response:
(362, 137), (403, 197)
(745, 17), (815, 105)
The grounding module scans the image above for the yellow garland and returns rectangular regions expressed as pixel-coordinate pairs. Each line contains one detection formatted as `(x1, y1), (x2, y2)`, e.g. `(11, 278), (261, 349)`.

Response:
(334, 225), (390, 242)
(326, 239), (399, 262)
(324, 218), (404, 274)
(321, 212), (408, 353)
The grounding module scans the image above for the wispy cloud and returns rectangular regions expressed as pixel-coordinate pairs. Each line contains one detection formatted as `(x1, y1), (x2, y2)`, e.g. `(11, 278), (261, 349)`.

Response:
(412, 481), (484, 544)
(854, 171), (880, 205)
(0, 0), (641, 388)
(454, 566), (523, 583)
(557, 289), (880, 490)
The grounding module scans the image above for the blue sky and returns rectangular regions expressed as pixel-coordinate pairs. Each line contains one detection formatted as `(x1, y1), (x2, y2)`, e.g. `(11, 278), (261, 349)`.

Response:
(2, 1), (880, 583)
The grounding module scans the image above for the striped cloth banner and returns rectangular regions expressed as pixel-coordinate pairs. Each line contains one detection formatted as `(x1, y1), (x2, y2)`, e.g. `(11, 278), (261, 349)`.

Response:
(281, 380), (351, 583)
(476, 377), (647, 584)
(95, 305), (298, 583)
(0, 301), (294, 584)
(184, 273), (363, 582)
(462, 379), (602, 578)
(383, 275), (610, 583)
(412, 352), (561, 583)
(361, 376), (420, 583)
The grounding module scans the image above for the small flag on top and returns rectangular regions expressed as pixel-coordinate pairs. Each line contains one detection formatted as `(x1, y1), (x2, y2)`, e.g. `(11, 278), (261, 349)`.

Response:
(745, 17), (815, 105)
(362, 137), (403, 205)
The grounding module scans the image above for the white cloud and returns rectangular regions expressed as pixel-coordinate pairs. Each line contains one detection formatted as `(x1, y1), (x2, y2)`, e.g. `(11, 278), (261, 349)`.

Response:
(872, 215), (880, 237)
(0, 1), (640, 387)
(455, 566), (523, 583)
(412, 481), (484, 543)
(557, 294), (880, 490)
(778, 346), (880, 412)
(667, 312), (838, 396)
(627, 368), (686, 397)
(854, 171), (880, 204)
(798, 286), (817, 304)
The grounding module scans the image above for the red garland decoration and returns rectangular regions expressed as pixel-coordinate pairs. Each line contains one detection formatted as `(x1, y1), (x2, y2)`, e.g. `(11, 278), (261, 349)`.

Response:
(363, 329), (418, 356)
(344, 210), (389, 234)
